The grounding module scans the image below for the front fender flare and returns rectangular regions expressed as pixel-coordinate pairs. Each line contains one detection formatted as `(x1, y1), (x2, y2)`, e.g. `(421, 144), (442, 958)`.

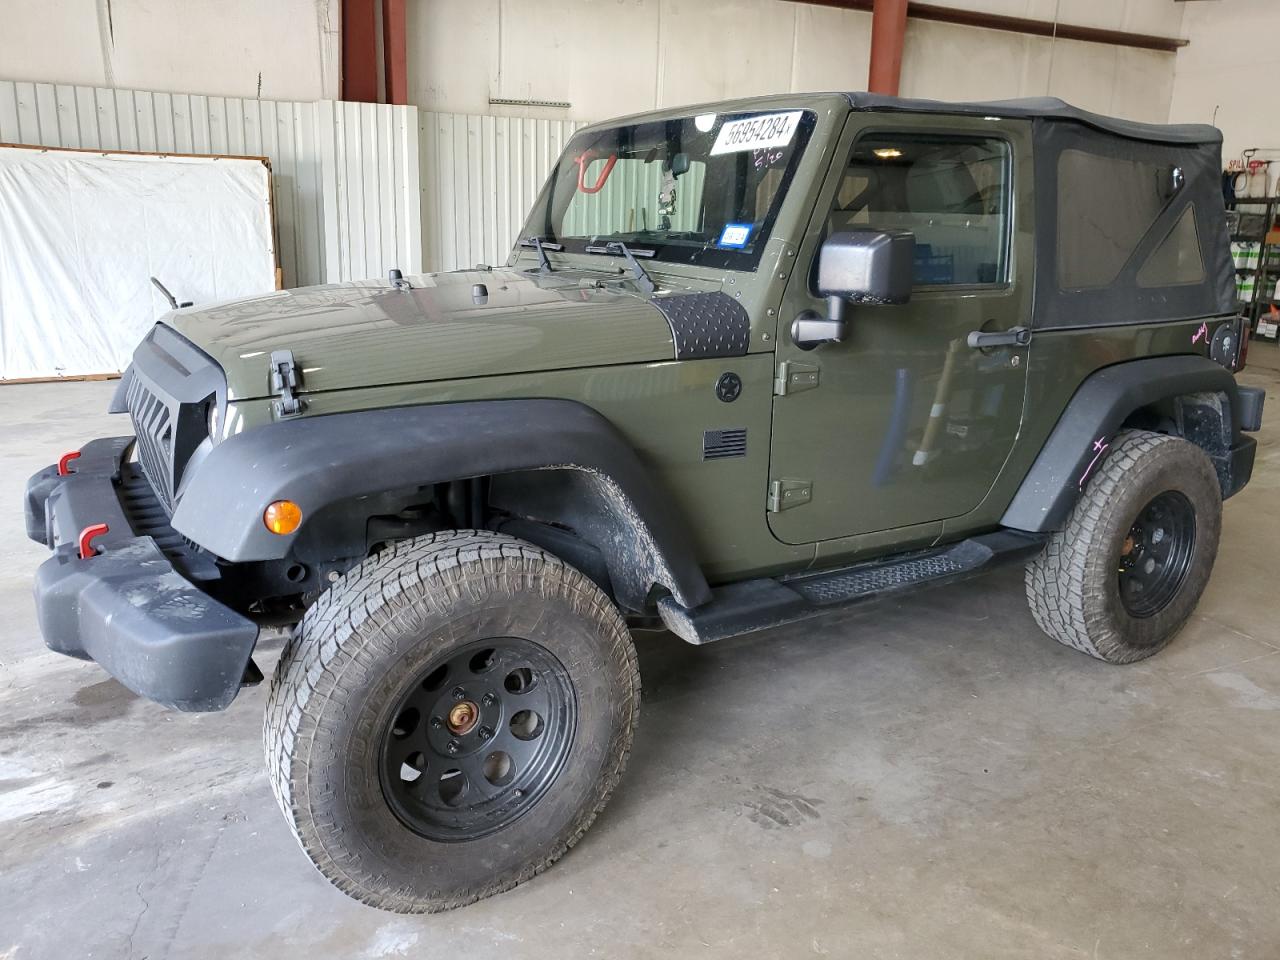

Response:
(171, 399), (712, 610)
(1001, 355), (1241, 533)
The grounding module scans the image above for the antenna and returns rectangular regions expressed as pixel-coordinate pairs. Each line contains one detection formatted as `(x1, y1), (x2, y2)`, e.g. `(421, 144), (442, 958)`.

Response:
(150, 276), (193, 309)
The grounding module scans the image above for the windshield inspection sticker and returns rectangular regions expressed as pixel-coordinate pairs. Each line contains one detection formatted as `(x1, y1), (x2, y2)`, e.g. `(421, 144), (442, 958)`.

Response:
(710, 111), (802, 156)
(718, 223), (753, 249)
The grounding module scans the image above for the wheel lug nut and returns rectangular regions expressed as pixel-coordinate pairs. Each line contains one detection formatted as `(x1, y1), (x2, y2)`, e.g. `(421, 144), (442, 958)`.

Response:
(482, 693), (497, 706)
(430, 717), (443, 729)
(452, 686), (467, 701)
(479, 726), (493, 740)
(446, 739), (460, 754)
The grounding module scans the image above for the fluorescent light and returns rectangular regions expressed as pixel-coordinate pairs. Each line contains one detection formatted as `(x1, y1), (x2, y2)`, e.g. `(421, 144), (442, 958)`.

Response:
(873, 147), (903, 159)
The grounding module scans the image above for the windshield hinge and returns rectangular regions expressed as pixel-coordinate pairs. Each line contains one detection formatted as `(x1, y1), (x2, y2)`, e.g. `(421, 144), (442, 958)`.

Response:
(767, 478), (812, 513)
(774, 361), (820, 397)
(269, 349), (306, 419)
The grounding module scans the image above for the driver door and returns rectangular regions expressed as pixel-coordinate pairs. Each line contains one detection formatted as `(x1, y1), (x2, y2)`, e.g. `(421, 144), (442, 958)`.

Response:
(767, 114), (1034, 546)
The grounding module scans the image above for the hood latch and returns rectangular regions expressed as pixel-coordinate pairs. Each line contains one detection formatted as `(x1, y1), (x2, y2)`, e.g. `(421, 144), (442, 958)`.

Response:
(269, 349), (305, 419)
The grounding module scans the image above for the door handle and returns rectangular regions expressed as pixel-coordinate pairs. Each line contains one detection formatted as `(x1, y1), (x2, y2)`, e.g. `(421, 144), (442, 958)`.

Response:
(967, 326), (1030, 349)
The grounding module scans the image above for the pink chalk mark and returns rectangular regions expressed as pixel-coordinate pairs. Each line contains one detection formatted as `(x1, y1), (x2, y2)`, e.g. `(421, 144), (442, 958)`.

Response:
(1192, 322), (1209, 345)
(1079, 437), (1110, 489)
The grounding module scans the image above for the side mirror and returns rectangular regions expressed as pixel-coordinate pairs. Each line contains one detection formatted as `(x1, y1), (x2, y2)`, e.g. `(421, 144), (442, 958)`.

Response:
(790, 229), (915, 350)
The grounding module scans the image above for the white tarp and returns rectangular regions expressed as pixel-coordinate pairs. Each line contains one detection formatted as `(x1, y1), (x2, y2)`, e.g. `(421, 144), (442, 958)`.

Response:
(0, 147), (275, 380)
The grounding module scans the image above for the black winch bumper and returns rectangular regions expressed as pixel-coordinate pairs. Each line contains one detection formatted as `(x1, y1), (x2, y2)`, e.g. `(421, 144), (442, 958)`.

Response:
(25, 437), (258, 712)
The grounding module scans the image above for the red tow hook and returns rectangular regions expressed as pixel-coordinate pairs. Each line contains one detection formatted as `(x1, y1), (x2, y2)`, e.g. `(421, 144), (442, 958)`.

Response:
(78, 523), (110, 559)
(57, 450), (82, 476)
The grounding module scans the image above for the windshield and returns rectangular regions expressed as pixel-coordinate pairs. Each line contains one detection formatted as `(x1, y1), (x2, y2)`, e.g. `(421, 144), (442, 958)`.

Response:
(522, 109), (816, 271)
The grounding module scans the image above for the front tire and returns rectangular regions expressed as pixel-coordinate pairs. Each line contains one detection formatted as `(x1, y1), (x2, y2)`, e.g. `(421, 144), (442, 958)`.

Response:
(1025, 429), (1222, 663)
(264, 531), (640, 913)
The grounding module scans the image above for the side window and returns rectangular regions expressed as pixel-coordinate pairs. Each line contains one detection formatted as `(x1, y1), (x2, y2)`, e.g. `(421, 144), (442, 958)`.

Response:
(1136, 205), (1205, 288)
(826, 133), (1012, 286)
(1056, 150), (1182, 290)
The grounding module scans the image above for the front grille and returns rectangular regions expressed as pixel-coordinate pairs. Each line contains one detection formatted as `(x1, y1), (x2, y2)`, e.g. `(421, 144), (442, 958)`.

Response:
(125, 373), (176, 511)
(119, 323), (225, 515)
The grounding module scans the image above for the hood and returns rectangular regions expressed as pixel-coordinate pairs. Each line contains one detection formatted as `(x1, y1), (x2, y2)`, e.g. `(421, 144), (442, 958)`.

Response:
(164, 269), (685, 400)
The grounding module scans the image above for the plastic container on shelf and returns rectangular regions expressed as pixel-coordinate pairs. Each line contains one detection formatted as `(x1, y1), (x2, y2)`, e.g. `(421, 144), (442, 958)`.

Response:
(1238, 275), (1257, 303)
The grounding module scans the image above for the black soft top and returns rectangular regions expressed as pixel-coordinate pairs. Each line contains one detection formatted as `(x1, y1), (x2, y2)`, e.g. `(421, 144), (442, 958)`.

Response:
(839, 93), (1233, 328)
(844, 93), (1221, 146)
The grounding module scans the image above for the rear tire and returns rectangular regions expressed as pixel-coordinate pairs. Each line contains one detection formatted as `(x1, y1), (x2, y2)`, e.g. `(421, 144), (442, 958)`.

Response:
(1025, 429), (1221, 663)
(264, 530), (640, 913)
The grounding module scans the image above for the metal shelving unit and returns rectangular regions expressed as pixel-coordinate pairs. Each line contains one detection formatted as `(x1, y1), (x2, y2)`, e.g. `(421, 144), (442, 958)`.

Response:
(1230, 196), (1279, 338)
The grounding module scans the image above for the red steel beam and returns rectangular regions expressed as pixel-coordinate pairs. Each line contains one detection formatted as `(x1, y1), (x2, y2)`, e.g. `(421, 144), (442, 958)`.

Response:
(342, 0), (379, 102)
(804, 0), (1188, 54)
(382, 0), (407, 105)
(868, 0), (909, 95)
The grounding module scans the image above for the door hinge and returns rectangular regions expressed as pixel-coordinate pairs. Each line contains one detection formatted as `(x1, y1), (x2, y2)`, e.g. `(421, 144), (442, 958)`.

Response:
(773, 360), (820, 397)
(269, 349), (306, 419)
(767, 478), (812, 512)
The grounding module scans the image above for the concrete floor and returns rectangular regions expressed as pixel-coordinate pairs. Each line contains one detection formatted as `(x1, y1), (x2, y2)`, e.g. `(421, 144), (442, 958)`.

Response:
(3, 359), (1280, 960)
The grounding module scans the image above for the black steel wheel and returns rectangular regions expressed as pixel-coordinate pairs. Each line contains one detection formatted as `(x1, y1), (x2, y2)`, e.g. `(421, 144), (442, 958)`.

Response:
(380, 638), (578, 842)
(265, 531), (640, 913)
(1026, 430), (1222, 664)
(1117, 491), (1197, 619)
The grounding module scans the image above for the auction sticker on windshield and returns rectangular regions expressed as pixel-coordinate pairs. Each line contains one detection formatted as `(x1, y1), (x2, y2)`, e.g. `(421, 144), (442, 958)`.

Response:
(710, 111), (802, 156)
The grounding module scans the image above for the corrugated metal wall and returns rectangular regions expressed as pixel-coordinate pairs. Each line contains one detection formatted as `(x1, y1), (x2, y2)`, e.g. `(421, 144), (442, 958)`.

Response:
(0, 81), (420, 287)
(420, 111), (587, 273)
(317, 100), (422, 284)
(563, 160), (706, 236)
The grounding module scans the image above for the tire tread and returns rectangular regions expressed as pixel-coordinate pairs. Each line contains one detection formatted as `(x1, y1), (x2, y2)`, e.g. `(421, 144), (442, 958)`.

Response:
(264, 530), (640, 913)
(1025, 429), (1218, 664)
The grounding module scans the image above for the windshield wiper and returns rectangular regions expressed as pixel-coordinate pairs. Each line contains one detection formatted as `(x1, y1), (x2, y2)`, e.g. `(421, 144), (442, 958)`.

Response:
(584, 240), (656, 295)
(519, 235), (562, 273)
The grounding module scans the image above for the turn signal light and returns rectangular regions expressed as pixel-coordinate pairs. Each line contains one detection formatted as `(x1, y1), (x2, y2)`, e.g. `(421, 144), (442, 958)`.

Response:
(263, 500), (303, 535)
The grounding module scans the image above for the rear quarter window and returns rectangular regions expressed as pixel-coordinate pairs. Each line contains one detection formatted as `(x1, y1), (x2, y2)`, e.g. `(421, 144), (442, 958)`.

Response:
(1056, 149), (1188, 290)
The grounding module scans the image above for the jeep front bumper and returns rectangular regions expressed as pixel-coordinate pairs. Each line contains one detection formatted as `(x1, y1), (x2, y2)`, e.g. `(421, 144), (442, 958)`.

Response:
(25, 437), (258, 712)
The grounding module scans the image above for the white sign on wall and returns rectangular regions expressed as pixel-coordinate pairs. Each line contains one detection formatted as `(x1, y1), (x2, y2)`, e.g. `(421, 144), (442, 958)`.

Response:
(0, 147), (277, 380)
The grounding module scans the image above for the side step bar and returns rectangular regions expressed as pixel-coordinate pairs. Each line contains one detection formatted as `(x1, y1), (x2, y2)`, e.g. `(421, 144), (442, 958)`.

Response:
(658, 530), (1046, 645)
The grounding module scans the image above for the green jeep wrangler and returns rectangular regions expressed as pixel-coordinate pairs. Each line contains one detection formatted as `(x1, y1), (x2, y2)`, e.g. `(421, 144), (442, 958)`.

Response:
(25, 93), (1265, 912)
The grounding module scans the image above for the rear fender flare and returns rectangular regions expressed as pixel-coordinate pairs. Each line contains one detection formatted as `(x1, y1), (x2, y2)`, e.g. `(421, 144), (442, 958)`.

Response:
(1001, 355), (1241, 532)
(170, 399), (712, 611)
